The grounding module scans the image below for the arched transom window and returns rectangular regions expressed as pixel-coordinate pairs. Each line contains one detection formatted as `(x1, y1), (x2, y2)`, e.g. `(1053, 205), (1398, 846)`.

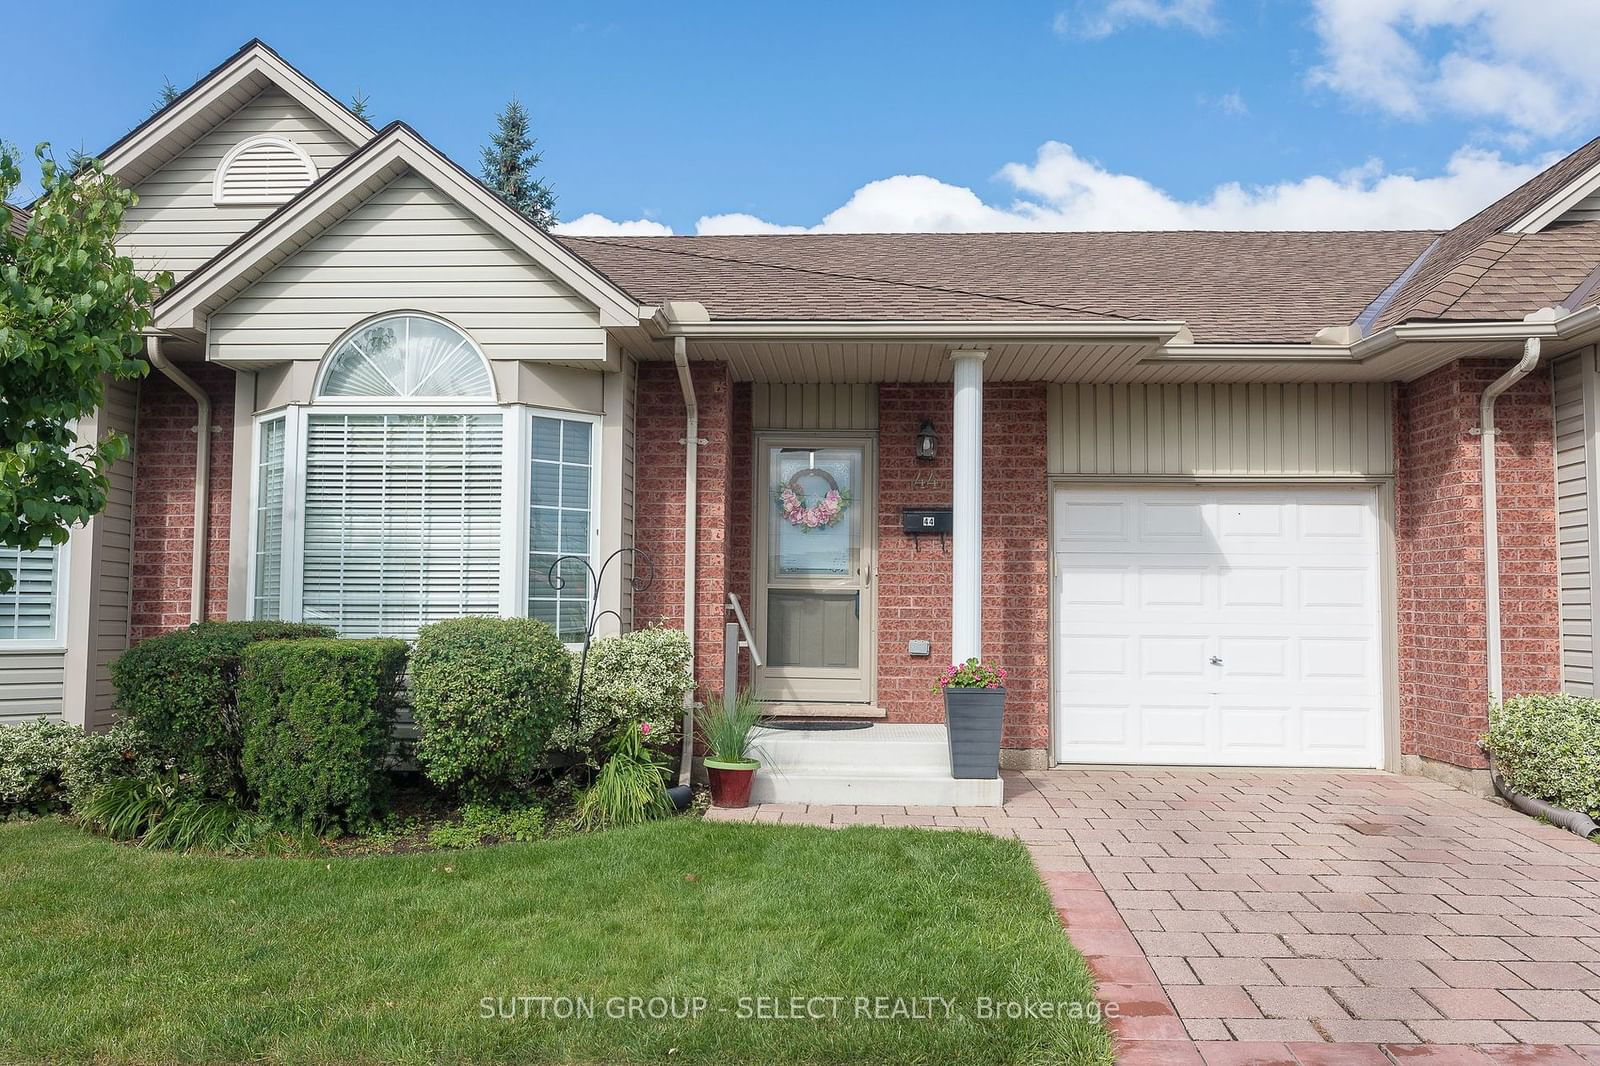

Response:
(252, 312), (599, 643)
(318, 314), (494, 400)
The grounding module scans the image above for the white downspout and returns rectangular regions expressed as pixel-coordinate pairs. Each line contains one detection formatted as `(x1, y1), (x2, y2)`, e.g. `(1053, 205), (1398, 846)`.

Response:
(147, 335), (210, 625)
(673, 338), (699, 785)
(1478, 337), (1541, 704)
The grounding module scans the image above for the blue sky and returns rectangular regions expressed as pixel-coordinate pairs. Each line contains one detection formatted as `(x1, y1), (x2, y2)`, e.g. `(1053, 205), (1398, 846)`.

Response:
(3, 1), (1596, 233)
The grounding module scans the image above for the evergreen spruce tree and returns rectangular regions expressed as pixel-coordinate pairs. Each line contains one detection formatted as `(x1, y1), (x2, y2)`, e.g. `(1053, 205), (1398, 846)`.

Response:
(480, 98), (557, 227)
(152, 77), (180, 114)
(349, 90), (372, 125)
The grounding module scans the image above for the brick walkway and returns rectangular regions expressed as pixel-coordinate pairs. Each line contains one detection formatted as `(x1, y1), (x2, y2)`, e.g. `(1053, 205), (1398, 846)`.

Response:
(706, 767), (1600, 1065)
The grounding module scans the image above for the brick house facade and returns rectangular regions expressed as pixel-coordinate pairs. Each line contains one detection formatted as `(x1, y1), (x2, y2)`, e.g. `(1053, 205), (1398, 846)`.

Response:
(14, 39), (1600, 799)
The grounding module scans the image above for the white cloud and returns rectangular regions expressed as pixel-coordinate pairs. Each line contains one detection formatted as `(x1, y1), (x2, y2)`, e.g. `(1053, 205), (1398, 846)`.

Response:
(1216, 90), (1247, 116)
(694, 212), (807, 235)
(1309, 0), (1600, 137)
(640, 142), (1545, 234)
(552, 212), (674, 236)
(1054, 0), (1218, 39)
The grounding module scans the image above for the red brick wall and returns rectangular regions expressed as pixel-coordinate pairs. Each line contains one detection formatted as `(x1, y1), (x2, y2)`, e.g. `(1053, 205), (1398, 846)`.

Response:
(131, 362), (235, 641)
(876, 383), (1051, 753)
(1395, 359), (1561, 769)
(633, 361), (735, 697)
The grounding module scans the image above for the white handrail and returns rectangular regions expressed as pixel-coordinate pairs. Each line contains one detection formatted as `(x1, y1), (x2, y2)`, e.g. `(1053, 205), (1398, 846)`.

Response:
(727, 592), (763, 667)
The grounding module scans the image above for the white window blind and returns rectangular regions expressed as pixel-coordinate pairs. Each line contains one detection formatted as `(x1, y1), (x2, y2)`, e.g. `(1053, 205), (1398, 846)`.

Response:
(302, 413), (503, 639)
(0, 546), (62, 642)
(528, 415), (594, 643)
(253, 418), (286, 620)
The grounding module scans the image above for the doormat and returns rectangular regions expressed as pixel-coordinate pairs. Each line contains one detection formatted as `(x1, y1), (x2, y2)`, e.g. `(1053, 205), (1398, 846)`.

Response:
(760, 719), (874, 731)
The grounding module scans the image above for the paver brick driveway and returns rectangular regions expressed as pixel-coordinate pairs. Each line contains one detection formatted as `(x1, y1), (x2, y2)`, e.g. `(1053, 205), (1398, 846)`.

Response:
(710, 768), (1600, 1062)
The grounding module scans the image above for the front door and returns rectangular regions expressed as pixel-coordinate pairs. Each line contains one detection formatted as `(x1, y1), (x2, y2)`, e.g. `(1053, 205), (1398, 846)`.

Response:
(754, 437), (875, 704)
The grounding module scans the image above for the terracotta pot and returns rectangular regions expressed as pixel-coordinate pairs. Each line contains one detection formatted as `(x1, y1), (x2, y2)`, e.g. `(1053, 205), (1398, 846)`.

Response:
(705, 758), (759, 808)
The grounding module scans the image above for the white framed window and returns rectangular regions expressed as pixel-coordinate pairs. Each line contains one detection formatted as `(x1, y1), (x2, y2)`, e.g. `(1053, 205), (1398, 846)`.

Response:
(248, 314), (601, 643)
(252, 416), (288, 620)
(526, 411), (599, 644)
(0, 544), (67, 647)
(213, 135), (318, 205)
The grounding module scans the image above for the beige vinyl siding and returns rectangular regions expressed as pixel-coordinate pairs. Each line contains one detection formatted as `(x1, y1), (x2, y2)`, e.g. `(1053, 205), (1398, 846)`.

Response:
(89, 379), (139, 726)
(1048, 383), (1394, 477)
(1554, 352), (1595, 695)
(119, 89), (360, 280)
(751, 384), (879, 430)
(1558, 189), (1600, 225)
(207, 173), (607, 366)
(0, 651), (64, 724)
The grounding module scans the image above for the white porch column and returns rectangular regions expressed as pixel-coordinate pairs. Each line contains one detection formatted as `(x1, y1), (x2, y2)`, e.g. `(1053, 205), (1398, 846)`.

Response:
(951, 349), (987, 662)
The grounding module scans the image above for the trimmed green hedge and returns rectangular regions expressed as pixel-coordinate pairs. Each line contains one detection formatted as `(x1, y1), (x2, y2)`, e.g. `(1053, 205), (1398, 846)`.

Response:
(1484, 693), (1600, 819)
(239, 638), (408, 832)
(410, 617), (571, 798)
(110, 621), (332, 795)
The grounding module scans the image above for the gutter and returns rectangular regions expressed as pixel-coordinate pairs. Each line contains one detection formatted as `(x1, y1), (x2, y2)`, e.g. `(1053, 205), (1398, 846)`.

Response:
(673, 338), (700, 787)
(1476, 337), (1542, 704)
(649, 317), (1189, 343)
(147, 335), (211, 625)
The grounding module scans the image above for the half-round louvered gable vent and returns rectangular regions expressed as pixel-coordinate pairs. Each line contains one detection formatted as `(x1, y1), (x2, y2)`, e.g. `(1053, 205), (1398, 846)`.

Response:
(212, 136), (318, 206)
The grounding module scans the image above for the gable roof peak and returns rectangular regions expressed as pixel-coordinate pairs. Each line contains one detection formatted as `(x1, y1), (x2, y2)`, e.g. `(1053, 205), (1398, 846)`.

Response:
(153, 118), (641, 333)
(82, 38), (372, 195)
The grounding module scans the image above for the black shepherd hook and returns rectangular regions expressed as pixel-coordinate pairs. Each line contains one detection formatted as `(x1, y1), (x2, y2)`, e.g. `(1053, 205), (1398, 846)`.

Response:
(547, 547), (654, 729)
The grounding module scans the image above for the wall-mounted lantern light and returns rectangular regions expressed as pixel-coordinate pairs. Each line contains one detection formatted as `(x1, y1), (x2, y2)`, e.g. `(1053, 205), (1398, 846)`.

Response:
(915, 419), (938, 461)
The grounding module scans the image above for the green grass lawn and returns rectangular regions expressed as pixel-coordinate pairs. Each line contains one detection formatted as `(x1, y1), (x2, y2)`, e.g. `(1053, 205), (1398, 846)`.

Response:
(0, 818), (1110, 1066)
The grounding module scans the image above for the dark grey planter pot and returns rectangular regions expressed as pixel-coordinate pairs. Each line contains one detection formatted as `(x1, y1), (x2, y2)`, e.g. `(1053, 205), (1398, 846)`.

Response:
(943, 687), (1005, 779)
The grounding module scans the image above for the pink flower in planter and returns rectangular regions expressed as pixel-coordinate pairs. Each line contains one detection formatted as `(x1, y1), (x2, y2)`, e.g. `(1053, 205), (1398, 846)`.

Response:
(640, 722), (651, 736)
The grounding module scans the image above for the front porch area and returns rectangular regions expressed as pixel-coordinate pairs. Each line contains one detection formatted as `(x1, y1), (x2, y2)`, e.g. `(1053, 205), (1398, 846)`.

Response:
(748, 722), (1005, 807)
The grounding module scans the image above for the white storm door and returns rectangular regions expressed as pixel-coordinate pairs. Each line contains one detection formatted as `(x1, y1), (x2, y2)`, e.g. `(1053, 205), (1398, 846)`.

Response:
(1054, 485), (1383, 768)
(754, 439), (876, 704)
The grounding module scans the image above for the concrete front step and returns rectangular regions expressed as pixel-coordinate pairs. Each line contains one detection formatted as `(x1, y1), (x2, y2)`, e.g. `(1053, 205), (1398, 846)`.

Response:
(747, 723), (1005, 807)
(752, 723), (948, 770)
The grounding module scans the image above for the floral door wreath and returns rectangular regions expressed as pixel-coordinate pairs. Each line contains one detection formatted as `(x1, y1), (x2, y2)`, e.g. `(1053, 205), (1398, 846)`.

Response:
(777, 467), (851, 531)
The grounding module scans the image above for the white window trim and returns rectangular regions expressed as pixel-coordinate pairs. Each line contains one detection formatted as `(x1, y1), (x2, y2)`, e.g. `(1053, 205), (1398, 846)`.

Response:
(524, 406), (603, 648)
(312, 311), (499, 405)
(244, 409), (298, 623)
(246, 401), (602, 641)
(0, 541), (69, 650)
(212, 135), (318, 206)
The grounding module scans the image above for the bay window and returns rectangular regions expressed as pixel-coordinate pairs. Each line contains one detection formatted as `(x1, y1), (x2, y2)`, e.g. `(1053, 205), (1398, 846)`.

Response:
(248, 313), (599, 642)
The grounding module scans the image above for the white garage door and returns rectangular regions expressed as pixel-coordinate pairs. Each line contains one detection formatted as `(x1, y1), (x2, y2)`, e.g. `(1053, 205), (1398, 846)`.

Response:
(1054, 485), (1383, 768)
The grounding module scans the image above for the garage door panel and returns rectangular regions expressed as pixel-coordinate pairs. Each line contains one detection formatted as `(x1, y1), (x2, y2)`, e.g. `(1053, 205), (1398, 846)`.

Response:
(1216, 637), (1289, 679)
(1058, 635), (1131, 679)
(1141, 567), (1209, 608)
(1139, 499), (1208, 542)
(1142, 636), (1209, 678)
(1055, 485), (1382, 769)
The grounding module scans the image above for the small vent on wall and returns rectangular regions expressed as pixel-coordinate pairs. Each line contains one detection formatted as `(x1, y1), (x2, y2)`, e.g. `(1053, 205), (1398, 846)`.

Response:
(213, 136), (317, 206)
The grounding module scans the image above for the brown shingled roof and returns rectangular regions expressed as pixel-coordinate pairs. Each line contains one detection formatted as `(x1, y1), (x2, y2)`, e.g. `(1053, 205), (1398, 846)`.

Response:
(4, 203), (25, 239)
(560, 230), (1438, 343)
(1374, 136), (1600, 329)
(1407, 221), (1600, 321)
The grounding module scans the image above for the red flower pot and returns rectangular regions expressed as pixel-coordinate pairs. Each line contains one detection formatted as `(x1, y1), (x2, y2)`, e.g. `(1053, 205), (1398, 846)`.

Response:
(705, 758), (759, 808)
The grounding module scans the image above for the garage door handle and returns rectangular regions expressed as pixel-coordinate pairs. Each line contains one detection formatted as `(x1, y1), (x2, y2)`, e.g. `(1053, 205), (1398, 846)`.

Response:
(1209, 656), (1223, 666)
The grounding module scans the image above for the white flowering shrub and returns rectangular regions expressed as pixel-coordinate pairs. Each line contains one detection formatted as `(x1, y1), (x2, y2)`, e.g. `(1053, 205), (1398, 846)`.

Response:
(0, 719), (162, 818)
(0, 718), (83, 815)
(1483, 694), (1600, 818)
(555, 627), (693, 764)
